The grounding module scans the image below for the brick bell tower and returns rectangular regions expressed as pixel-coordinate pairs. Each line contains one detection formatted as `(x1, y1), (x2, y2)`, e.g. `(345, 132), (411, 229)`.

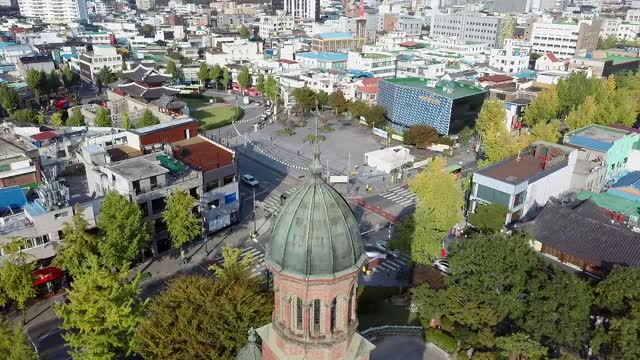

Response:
(256, 143), (375, 360)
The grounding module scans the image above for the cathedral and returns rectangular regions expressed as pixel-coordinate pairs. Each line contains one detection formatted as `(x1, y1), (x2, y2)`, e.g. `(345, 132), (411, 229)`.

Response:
(237, 143), (375, 360)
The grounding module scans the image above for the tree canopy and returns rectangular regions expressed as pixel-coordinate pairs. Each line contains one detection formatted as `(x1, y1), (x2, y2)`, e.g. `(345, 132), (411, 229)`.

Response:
(403, 125), (441, 147)
(468, 204), (508, 233)
(67, 108), (85, 127)
(53, 205), (99, 278)
(477, 100), (530, 166)
(291, 87), (318, 114)
(0, 84), (20, 115)
(136, 109), (160, 128)
(97, 66), (116, 87)
(523, 88), (559, 126)
(25, 69), (44, 103)
(197, 63), (209, 84)
(163, 190), (200, 262)
(97, 192), (150, 270)
(93, 107), (112, 127)
(0, 238), (36, 312)
(0, 320), (37, 360)
(237, 66), (252, 91)
(238, 25), (251, 39)
(55, 258), (145, 360)
(329, 89), (348, 113)
(166, 61), (178, 80)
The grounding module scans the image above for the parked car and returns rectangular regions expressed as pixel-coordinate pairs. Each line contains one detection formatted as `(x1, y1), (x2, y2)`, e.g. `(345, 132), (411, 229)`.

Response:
(433, 258), (451, 275)
(241, 174), (259, 187)
(375, 241), (399, 257)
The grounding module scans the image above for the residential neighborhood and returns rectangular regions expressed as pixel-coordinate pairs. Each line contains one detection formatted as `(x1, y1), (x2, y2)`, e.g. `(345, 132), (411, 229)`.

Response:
(0, 0), (639, 359)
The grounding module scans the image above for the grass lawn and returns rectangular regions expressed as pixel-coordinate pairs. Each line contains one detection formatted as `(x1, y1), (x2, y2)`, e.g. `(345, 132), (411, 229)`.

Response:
(191, 105), (242, 130)
(356, 286), (420, 330)
(177, 94), (224, 109)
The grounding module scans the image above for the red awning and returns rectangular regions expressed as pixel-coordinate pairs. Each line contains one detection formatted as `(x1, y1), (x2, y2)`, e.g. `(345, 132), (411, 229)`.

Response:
(30, 131), (57, 143)
(32, 267), (65, 287)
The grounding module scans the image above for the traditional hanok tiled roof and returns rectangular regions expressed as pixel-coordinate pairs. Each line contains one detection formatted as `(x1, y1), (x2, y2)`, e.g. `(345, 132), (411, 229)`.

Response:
(123, 64), (172, 84)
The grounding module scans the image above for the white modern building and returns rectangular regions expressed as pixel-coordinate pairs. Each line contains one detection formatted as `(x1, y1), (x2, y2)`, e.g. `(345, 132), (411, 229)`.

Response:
(430, 12), (502, 48)
(18, 0), (87, 23)
(284, 0), (319, 21)
(525, 19), (602, 58)
(136, 0), (155, 11)
(73, 45), (123, 84)
(489, 39), (531, 74)
(347, 51), (397, 78)
(93, 0), (114, 16)
(259, 11), (295, 39)
(205, 40), (263, 66)
(601, 18), (640, 41)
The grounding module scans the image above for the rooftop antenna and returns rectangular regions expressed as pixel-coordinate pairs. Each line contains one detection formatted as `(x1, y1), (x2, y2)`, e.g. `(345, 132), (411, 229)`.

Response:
(310, 111), (322, 179)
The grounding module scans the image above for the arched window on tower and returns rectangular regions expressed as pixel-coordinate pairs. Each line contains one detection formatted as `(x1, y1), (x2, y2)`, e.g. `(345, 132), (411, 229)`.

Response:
(313, 299), (321, 333)
(296, 297), (303, 330)
(348, 286), (354, 326)
(330, 297), (337, 333)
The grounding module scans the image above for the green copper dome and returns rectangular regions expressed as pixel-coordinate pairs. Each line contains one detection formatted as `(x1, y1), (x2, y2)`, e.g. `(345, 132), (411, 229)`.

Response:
(265, 143), (366, 279)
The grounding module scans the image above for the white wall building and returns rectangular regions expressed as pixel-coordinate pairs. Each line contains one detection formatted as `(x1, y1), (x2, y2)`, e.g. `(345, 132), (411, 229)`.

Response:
(136, 0), (155, 11)
(18, 0), (87, 23)
(284, 0), (319, 20)
(526, 20), (601, 58)
(347, 51), (397, 78)
(489, 39), (531, 74)
(205, 40), (263, 66)
(626, 9), (640, 22)
(430, 12), (502, 48)
(259, 11), (295, 39)
(601, 18), (640, 41)
(74, 45), (123, 84)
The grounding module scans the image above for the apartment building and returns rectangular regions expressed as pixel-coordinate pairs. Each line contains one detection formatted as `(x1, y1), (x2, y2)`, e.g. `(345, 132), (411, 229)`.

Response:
(346, 51), (397, 78)
(601, 18), (640, 42)
(136, 0), (155, 11)
(489, 39), (532, 74)
(311, 32), (365, 52)
(524, 19), (602, 58)
(18, 0), (87, 23)
(382, 15), (424, 37)
(297, 52), (348, 71)
(74, 45), (123, 84)
(430, 12), (502, 48)
(396, 57), (446, 79)
(16, 56), (54, 78)
(284, 0), (319, 20)
(259, 11), (295, 39)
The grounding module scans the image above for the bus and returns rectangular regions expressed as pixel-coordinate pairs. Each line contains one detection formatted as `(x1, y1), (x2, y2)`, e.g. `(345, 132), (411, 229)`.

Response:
(445, 164), (463, 179)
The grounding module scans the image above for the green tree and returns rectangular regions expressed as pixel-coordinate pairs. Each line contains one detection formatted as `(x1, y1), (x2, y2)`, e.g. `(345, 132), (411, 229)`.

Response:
(221, 67), (230, 90)
(403, 125), (440, 147)
(264, 74), (279, 103)
(141, 24), (155, 37)
(35, 110), (45, 125)
(25, 69), (44, 103)
(556, 73), (606, 117)
(365, 104), (387, 128)
(9, 109), (36, 123)
(197, 63), (209, 86)
(209, 64), (222, 90)
(291, 87), (317, 114)
(597, 34), (618, 49)
(496, 333), (547, 360)
(329, 89), (348, 113)
(237, 66), (252, 93)
(162, 190), (200, 263)
(0, 238), (35, 316)
(408, 158), (463, 263)
(55, 258), (145, 360)
(591, 267), (640, 359)
(122, 112), (131, 129)
(50, 112), (64, 126)
(468, 204), (508, 233)
(347, 100), (368, 119)
(316, 90), (329, 109)
(67, 108), (85, 126)
(0, 84), (20, 115)
(62, 63), (75, 86)
(97, 192), (150, 271)
(523, 88), (559, 126)
(166, 60), (178, 80)
(566, 96), (598, 131)
(53, 206), (99, 278)
(93, 107), (112, 127)
(136, 109), (160, 128)
(134, 272), (272, 359)
(48, 69), (60, 94)
(238, 25), (251, 39)
(0, 320), (37, 360)
(498, 15), (516, 45)
(256, 73), (266, 94)
(97, 66), (116, 87)
(477, 100), (530, 165)
(530, 119), (562, 143)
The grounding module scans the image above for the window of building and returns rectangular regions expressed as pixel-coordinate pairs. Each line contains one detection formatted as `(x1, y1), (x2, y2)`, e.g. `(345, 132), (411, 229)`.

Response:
(313, 299), (321, 332)
(205, 180), (219, 192)
(296, 298), (303, 330)
(139, 202), (148, 217)
(348, 286), (354, 326)
(514, 190), (526, 207)
(189, 187), (199, 200)
(208, 199), (220, 209)
(330, 298), (337, 333)
(151, 197), (166, 214)
(132, 180), (140, 193)
(223, 175), (235, 185)
(476, 184), (511, 208)
(54, 211), (68, 220)
(150, 176), (157, 189)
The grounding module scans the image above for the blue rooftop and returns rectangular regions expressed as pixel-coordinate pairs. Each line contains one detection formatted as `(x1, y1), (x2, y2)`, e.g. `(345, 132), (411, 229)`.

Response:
(24, 200), (47, 217)
(0, 186), (27, 212)
(317, 32), (353, 40)
(565, 125), (631, 152)
(297, 52), (348, 62)
(612, 171), (640, 190)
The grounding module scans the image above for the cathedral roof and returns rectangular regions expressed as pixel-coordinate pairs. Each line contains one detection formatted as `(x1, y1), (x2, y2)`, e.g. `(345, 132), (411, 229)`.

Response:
(266, 142), (366, 280)
(236, 328), (262, 360)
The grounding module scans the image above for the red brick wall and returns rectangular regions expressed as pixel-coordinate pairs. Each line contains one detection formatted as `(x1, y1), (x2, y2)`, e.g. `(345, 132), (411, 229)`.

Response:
(0, 171), (38, 188)
(138, 123), (199, 147)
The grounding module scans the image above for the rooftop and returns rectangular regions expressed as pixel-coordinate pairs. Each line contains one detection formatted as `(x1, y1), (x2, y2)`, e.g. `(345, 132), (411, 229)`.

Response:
(108, 155), (169, 182)
(172, 136), (234, 172)
(383, 77), (485, 99)
(316, 32), (353, 40)
(565, 125), (632, 152)
(129, 118), (197, 136)
(479, 141), (573, 184)
(296, 52), (348, 62)
(577, 190), (640, 219)
(361, 52), (392, 59)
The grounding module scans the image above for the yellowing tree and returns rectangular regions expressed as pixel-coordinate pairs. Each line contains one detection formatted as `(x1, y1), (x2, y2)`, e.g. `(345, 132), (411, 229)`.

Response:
(523, 88), (559, 126)
(566, 96), (598, 131)
(531, 120), (561, 143)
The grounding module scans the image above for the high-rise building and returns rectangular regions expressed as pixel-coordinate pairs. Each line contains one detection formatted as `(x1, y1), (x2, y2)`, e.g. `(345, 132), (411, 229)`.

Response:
(93, 0), (114, 16)
(524, 19), (602, 58)
(255, 145), (375, 360)
(18, 0), (87, 23)
(135, 0), (154, 11)
(430, 12), (502, 48)
(283, 0), (319, 20)
(494, 0), (531, 13)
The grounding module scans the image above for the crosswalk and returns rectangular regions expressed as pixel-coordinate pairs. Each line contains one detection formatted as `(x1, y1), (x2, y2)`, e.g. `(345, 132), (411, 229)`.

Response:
(257, 190), (293, 217)
(379, 187), (417, 207)
(210, 246), (267, 279)
(372, 253), (412, 273)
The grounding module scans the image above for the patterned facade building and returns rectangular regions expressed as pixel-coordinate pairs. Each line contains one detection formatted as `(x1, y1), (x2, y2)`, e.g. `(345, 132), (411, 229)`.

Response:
(378, 77), (486, 135)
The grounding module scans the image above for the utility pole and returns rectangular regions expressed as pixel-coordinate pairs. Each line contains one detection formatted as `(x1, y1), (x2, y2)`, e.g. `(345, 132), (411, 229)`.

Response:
(252, 188), (257, 238)
(348, 152), (351, 177)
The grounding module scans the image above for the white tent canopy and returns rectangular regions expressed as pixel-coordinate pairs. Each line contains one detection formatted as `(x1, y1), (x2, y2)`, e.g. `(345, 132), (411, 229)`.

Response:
(364, 146), (415, 174)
